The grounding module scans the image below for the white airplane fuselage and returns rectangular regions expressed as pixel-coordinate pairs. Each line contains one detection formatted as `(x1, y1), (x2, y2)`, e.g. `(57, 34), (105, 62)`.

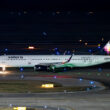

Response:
(0, 55), (110, 68)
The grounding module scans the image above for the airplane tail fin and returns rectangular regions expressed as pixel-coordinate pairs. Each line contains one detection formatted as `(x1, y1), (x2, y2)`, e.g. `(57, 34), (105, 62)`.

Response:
(103, 41), (110, 54)
(62, 54), (73, 64)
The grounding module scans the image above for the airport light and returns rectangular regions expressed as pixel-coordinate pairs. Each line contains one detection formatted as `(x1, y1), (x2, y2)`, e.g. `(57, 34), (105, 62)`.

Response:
(90, 81), (94, 85)
(79, 39), (82, 42)
(97, 73), (101, 76)
(24, 11), (27, 14)
(98, 46), (101, 49)
(56, 51), (60, 55)
(88, 11), (94, 14)
(98, 68), (102, 71)
(20, 67), (24, 72)
(88, 49), (92, 52)
(13, 107), (26, 110)
(28, 46), (35, 50)
(85, 42), (88, 45)
(79, 78), (83, 81)
(102, 37), (104, 41)
(54, 76), (57, 79)
(106, 73), (110, 77)
(98, 44), (101, 47)
(54, 48), (58, 50)
(93, 85), (96, 88)
(5, 48), (8, 51)
(41, 84), (54, 88)
(56, 11), (60, 14)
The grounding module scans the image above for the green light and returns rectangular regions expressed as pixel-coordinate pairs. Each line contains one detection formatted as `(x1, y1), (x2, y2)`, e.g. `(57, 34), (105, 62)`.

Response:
(97, 73), (101, 76)
(88, 73), (91, 75)
(106, 73), (110, 77)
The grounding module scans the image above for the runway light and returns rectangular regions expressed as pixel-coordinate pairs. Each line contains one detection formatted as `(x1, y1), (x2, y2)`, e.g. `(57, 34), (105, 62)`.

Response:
(56, 51), (60, 55)
(85, 42), (88, 46)
(28, 46), (35, 50)
(20, 74), (24, 79)
(102, 37), (104, 41)
(13, 107), (26, 110)
(98, 44), (101, 47)
(5, 48), (8, 51)
(97, 73), (101, 76)
(64, 68), (67, 71)
(88, 73), (91, 75)
(67, 51), (70, 54)
(78, 72), (81, 74)
(20, 67), (24, 72)
(41, 84), (54, 88)
(79, 39), (82, 42)
(106, 73), (110, 77)
(56, 11), (60, 14)
(54, 48), (58, 50)
(86, 88), (90, 91)
(90, 81), (94, 85)
(98, 68), (102, 71)
(88, 49), (92, 52)
(42, 32), (47, 36)
(24, 11), (27, 14)
(98, 46), (101, 49)
(79, 78), (83, 81)
(54, 76), (57, 79)
(88, 11), (94, 15)
(93, 85), (96, 88)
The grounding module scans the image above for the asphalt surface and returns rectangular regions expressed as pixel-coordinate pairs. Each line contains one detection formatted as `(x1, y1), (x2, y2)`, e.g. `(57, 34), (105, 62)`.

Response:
(0, 68), (110, 110)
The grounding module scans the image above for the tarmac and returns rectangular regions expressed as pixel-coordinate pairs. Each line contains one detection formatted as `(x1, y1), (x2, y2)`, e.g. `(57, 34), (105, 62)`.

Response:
(0, 68), (110, 110)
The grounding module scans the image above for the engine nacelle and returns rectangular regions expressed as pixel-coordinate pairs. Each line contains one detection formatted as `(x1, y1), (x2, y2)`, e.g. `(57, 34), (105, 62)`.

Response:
(34, 65), (72, 72)
(34, 65), (50, 71)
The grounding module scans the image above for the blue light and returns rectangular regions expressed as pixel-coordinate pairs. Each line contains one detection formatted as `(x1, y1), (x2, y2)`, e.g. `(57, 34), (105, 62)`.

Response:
(54, 48), (58, 50)
(98, 46), (101, 49)
(42, 32), (47, 36)
(90, 81), (94, 85)
(54, 76), (57, 79)
(56, 51), (60, 55)
(64, 68), (67, 71)
(20, 74), (24, 79)
(98, 68), (102, 71)
(88, 49), (92, 52)
(93, 85), (96, 88)
(79, 78), (83, 81)
(67, 51), (70, 54)
(5, 48), (8, 51)
(86, 88), (90, 91)
(20, 67), (24, 72)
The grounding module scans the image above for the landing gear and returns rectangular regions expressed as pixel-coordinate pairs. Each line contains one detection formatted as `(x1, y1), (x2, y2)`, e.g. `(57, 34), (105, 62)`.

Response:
(2, 66), (6, 72)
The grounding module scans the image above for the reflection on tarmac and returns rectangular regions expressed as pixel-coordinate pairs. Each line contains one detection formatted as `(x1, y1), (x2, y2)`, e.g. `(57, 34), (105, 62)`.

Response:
(0, 68), (110, 110)
(0, 71), (11, 75)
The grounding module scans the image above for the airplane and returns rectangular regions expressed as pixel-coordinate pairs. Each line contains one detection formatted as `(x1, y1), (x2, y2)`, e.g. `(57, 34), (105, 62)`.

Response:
(0, 41), (110, 72)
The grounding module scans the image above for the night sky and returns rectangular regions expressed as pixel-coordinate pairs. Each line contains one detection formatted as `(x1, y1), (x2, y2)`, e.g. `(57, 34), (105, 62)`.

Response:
(0, 0), (109, 51)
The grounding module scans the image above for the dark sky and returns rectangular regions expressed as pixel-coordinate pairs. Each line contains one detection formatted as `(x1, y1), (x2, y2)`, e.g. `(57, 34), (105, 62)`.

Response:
(0, 0), (110, 45)
(0, 0), (110, 11)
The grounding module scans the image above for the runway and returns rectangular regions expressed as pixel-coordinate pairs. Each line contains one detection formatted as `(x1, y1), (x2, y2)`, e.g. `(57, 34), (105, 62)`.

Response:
(0, 68), (110, 110)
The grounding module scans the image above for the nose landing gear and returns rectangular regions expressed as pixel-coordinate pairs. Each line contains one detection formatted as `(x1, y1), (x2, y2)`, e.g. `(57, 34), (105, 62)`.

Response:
(2, 66), (6, 72)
